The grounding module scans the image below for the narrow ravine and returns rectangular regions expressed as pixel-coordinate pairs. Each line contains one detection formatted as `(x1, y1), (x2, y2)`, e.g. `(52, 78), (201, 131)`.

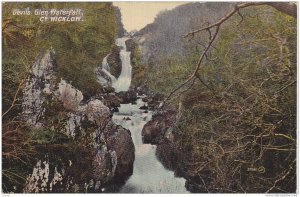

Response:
(109, 37), (189, 193)
(112, 98), (188, 193)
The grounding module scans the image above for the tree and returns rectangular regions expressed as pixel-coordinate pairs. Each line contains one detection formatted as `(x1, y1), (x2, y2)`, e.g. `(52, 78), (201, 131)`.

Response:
(158, 2), (296, 193)
(161, 2), (297, 105)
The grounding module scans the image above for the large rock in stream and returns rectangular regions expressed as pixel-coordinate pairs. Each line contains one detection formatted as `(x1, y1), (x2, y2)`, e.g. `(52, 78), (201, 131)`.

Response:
(142, 109), (177, 144)
(141, 94), (164, 110)
(107, 46), (122, 78)
(21, 50), (135, 193)
(116, 90), (137, 104)
(125, 39), (137, 52)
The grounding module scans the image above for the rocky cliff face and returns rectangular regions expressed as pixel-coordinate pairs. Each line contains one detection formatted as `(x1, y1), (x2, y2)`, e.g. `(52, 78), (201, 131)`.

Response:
(114, 6), (126, 38)
(22, 50), (57, 127)
(142, 109), (177, 144)
(107, 46), (122, 78)
(133, 2), (233, 63)
(21, 50), (135, 193)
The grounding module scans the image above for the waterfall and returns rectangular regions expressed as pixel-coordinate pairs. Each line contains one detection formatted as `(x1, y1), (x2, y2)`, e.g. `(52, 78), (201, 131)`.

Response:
(112, 37), (132, 92)
(102, 55), (117, 82)
(101, 68), (117, 83)
(112, 98), (189, 193)
(96, 54), (116, 85)
(97, 37), (132, 92)
(102, 55), (110, 72)
(107, 37), (188, 193)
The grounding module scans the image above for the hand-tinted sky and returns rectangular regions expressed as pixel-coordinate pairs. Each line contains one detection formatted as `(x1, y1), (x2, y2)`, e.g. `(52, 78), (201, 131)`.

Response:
(113, 2), (187, 32)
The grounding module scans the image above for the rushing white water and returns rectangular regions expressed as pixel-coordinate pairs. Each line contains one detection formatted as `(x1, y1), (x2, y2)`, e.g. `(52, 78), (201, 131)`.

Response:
(96, 55), (117, 85)
(102, 68), (117, 83)
(112, 98), (189, 193)
(112, 38), (132, 92)
(102, 55), (110, 71)
(102, 55), (117, 82)
(104, 37), (188, 193)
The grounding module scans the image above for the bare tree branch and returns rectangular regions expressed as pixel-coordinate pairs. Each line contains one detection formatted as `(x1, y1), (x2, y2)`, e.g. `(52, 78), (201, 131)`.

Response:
(160, 2), (296, 108)
(159, 25), (220, 108)
(266, 159), (296, 193)
(2, 80), (25, 118)
(183, 3), (265, 39)
(2, 59), (30, 118)
(184, 2), (296, 39)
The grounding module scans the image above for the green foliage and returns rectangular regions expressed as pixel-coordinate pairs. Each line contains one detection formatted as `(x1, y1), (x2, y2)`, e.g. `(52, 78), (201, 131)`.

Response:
(147, 54), (198, 93)
(2, 50), (29, 119)
(2, 97), (95, 192)
(2, 2), (118, 114)
(178, 7), (296, 193)
(146, 5), (296, 193)
(131, 46), (147, 88)
(2, 2), (119, 192)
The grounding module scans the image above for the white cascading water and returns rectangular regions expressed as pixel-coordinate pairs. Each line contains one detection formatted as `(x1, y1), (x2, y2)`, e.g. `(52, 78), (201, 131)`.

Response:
(112, 38), (132, 92)
(102, 55), (110, 71)
(112, 98), (189, 193)
(108, 37), (188, 193)
(102, 55), (117, 83)
(96, 55), (117, 85)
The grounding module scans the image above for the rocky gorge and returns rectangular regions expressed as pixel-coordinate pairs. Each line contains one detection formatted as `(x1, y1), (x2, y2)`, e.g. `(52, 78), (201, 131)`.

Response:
(16, 35), (189, 193)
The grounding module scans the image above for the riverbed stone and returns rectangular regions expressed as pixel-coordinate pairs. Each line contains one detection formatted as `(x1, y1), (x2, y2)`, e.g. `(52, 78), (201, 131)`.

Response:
(141, 94), (164, 110)
(117, 90), (137, 104)
(105, 123), (135, 182)
(142, 109), (177, 144)
(103, 93), (122, 109)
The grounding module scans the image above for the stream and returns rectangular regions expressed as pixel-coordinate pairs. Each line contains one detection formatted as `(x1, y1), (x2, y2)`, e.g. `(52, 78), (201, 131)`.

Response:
(109, 37), (189, 193)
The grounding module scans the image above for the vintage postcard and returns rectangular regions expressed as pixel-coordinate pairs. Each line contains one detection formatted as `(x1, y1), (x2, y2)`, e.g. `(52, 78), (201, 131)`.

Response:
(2, 1), (297, 194)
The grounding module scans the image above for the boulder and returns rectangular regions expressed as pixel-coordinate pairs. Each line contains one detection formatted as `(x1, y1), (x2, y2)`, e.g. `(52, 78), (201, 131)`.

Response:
(95, 67), (115, 87)
(107, 46), (122, 78)
(102, 86), (115, 94)
(92, 145), (118, 184)
(125, 39), (137, 52)
(117, 90), (137, 104)
(65, 111), (84, 138)
(86, 99), (111, 128)
(156, 143), (182, 171)
(142, 109), (177, 144)
(103, 93), (122, 109)
(141, 94), (164, 110)
(139, 105), (148, 110)
(22, 49), (57, 126)
(24, 119), (135, 193)
(23, 160), (52, 193)
(106, 127), (135, 182)
(57, 79), (83, 111)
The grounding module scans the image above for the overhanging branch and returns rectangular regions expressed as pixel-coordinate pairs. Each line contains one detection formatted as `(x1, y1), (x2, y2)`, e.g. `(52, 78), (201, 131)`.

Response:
(160, 2), (296, 108)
